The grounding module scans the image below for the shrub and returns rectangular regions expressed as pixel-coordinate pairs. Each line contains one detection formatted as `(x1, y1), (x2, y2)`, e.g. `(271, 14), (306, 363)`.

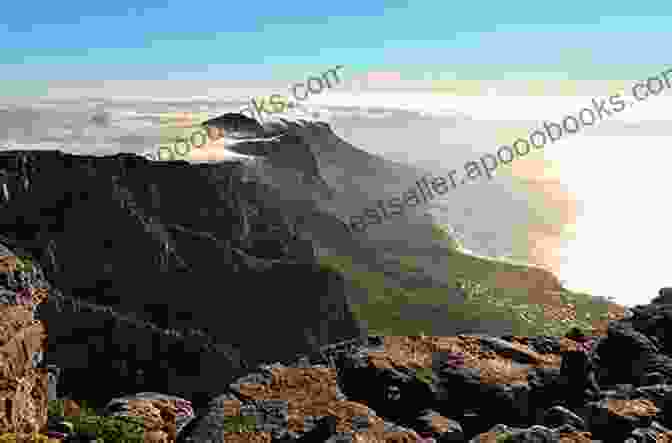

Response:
(67, 414), (145, 442)
(47, 399), (64, 418)
(47, 399), (145, 442)
(15, 256), (34, 273)
(222, 415), (257, 433)
(496, 431), (514, 442)
(414, 367), (434, 385)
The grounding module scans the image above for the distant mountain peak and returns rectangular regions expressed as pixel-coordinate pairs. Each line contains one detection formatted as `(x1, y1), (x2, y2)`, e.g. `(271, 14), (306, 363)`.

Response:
(201, 112), (266, 139)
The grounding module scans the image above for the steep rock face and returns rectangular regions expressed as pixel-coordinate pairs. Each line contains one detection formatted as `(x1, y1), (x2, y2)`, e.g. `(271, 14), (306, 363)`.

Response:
(0, 243), (49, 435)
(0, 150), (364, 407)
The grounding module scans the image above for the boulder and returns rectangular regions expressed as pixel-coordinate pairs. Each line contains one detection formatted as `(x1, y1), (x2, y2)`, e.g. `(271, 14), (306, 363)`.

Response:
(652, 288), (672, 305)
(542, 405), (586, 431)
(628, 303), (672, 356)
(103, 392), (196, 440)
(558, 350), (601, 409)
(408, 409), (464, 442)
(596, 321), (672, 387)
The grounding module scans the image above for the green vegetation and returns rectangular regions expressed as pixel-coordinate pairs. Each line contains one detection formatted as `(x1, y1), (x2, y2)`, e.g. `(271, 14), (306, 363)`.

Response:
(318, 225), (608, 338)
(222, 415), (257, 433)
(496, 431), (514, 442)
(15, 256), (34, 272)
(47, 398), (146, 442)
(431, 224), (462, 251)
(414, 367), (435, 385)
(397, 256), (421, 273)
(456, 277), (605, 336)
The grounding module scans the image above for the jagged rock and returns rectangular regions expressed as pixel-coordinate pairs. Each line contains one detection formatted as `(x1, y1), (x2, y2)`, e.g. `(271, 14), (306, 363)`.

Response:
(103, 392), (196, 439)
(542, 405), (586, 431)
(628, 303), (672, 356)
(469, 424), (558, 442)
(558, 350), (601, 409)
(524, 336), (562, 355)
(581, 398), (661, 441)
(626, 423), (670, 443)
(47, 365), (60, 402)
(596, 320), (672, 387)
(0, 243), (49, 435)
(409, 409), (464, 442)
(642, 372), (668, 386)
(295, 415), (337, 442)
(652, 288), (672, 305)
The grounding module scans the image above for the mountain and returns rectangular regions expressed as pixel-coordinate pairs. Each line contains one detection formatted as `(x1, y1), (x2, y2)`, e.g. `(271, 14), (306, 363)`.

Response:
(0, 147), (364, 407)
(0, 115), (624, 408)
(218, 117), (600, 337)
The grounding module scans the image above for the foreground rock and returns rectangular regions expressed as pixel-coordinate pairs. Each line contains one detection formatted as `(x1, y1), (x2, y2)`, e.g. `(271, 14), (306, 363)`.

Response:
(0, 246), (49, 436)
(33, 293), (672, 442)
(174, 298), (672, 442)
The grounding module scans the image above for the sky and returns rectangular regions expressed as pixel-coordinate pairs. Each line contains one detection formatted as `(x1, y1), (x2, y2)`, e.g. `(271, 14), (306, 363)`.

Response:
(2, 2), (672, 307)
(2, 0), (672, 93)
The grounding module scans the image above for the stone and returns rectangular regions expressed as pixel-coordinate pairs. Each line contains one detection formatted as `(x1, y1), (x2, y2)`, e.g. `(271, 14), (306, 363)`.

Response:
(641, 372), (667, 386)
(103, 392), (195, 441)
(410, 409), (464, 442)
(62, 398), (81, 417)
(652, 288), (672, 305)
(46, 365), (60, 402)
(144, 430), (169, 443)
(559, 350), (601, 408)
(543, 405), (586, 431)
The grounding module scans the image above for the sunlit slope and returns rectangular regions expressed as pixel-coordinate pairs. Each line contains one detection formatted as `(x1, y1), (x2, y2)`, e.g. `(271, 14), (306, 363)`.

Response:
(319, 224), (615, 338)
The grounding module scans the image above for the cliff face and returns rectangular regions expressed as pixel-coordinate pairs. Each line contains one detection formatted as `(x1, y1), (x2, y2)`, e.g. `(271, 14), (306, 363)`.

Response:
(0, 149), (364, 407)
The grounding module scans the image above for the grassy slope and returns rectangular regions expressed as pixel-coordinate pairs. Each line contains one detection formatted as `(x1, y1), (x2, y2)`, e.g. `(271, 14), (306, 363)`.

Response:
(319, 225), (609, 337)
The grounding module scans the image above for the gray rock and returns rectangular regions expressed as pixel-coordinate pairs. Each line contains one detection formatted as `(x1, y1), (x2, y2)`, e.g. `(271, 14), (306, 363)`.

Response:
(543, 405), (586, 431)
(47, 365), (61, 403)
(652, 288), (672, 305)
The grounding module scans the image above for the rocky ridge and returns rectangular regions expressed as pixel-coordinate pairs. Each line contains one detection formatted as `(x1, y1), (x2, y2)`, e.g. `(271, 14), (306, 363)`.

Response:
(0, 148), (364, 409)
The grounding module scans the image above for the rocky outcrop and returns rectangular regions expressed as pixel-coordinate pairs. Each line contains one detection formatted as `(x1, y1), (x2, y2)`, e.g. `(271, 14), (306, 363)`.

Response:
(169, 299), (672, 442)
(0, 149), (364, 408)
(0, 245), (49, 436)
(652, 288), (672, 306)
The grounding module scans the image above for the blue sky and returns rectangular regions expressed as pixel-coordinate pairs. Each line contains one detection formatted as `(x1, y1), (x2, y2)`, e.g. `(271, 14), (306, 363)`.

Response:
(2, 0), (672, 89)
